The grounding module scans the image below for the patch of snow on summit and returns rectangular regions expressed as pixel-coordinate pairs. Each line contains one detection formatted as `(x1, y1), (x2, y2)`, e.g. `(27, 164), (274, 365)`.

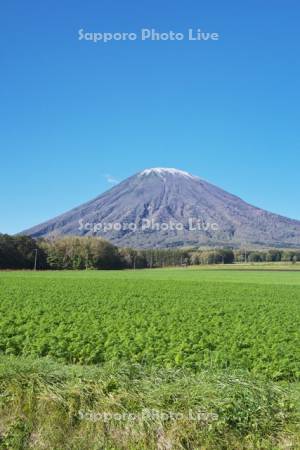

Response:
(139, 168), (196, 179)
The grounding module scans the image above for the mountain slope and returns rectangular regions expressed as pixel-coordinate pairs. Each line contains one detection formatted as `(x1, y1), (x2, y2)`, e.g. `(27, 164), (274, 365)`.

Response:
(22, 168), (300, 248)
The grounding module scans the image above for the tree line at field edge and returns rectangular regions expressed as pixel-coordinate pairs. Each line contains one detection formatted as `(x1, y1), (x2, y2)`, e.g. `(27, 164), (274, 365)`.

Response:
(0, 234), (299, 270)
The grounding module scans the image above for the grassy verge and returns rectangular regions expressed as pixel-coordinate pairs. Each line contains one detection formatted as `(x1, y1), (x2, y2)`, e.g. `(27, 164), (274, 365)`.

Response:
(0, 356), (299, 449)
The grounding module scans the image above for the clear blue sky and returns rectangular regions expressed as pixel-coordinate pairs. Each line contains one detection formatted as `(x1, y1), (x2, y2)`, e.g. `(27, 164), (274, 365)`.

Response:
(1, 0), (299, 234)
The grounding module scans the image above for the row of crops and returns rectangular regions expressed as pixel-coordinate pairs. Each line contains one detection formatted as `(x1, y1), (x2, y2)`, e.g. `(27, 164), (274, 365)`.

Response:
(0, 271), (299, 380)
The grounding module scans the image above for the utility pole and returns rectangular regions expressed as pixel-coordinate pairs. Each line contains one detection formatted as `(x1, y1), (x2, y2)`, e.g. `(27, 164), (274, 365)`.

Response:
(33, 249), (38, 271)
(133, 255), (136, 270)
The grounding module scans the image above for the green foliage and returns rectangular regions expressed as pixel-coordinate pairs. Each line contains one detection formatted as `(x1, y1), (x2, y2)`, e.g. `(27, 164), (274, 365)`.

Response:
(0, 356), (298, 450)
(0, 270), (299, 380)
(0, 235), (47, 270)
(40, 236), (122, 270)
(1, 233), (300, 270)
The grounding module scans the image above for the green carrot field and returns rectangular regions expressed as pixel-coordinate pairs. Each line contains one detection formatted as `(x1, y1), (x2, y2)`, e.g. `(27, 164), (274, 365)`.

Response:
(0, 269), (299, 378)
(0, 268), (299, 449)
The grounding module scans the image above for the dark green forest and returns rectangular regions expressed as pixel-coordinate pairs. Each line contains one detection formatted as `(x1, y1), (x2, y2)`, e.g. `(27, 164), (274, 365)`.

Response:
(0, 234), (300, 270)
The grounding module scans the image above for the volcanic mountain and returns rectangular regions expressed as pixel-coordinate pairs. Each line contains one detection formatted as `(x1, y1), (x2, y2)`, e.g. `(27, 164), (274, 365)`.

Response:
(23, 168), (300, 248)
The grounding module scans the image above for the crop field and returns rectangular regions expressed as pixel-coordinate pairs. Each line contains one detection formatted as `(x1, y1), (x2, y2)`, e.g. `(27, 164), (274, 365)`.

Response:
(0, 268), (300, 449)
(0, 269), (300, 378)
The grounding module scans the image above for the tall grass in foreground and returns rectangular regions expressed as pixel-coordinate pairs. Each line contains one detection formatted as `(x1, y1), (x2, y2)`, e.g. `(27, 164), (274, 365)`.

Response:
(0, 356), (299, 449)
